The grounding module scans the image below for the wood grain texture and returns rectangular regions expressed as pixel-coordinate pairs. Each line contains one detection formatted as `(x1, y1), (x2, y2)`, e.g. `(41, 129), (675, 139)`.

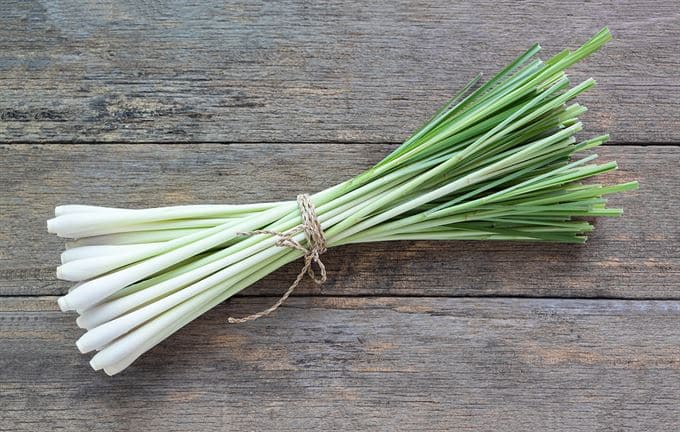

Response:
(1, 296), (679, 431)
(0, 0), (678, 143)
(1, 2), (679, 429)
(1, 144), (677, 298)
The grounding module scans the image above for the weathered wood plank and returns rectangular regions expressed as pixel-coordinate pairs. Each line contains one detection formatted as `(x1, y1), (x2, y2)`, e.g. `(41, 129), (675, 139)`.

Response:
(1, 144), (677, 299)
(1, 296), (679, 431)
(0, 0), (678, 143)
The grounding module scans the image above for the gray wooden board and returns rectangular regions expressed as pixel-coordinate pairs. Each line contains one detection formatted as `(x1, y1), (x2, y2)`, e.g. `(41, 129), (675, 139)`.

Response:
(1, 296), (679, 431)
(0, 0), (678, 143)
(1, 144), (677, 299)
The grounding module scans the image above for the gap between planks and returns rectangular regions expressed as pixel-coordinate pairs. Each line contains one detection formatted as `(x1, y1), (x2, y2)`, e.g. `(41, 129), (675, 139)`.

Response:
(5, 295), (680, 303)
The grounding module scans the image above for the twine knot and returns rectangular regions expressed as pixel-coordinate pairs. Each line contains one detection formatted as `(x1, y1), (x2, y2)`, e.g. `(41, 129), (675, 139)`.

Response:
(227, 194), (327, 323)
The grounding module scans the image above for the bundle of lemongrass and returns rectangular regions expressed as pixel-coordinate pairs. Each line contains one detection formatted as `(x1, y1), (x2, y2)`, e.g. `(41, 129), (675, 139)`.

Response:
(49, 28), (637, 375)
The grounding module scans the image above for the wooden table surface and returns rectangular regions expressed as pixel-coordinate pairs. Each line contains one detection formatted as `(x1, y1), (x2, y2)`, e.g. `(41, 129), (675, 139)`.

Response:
(1, 1), (679, 430)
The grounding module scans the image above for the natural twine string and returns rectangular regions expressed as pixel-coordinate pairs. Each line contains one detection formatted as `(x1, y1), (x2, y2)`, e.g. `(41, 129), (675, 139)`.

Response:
(227, 194), (327, 323)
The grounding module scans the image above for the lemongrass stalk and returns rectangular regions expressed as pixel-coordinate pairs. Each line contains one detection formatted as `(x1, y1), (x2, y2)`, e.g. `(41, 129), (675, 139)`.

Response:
(65, 228), (205, 247)
(61, 243), (165, 264)
(55, 205), (130, 216)
(49, 216), (243, 239)
(50, 203), (284, 232)
(54, 203), (283, 217)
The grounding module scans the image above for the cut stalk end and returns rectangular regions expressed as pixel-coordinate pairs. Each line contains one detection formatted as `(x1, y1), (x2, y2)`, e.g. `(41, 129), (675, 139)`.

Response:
(57, 296), (71, 312)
